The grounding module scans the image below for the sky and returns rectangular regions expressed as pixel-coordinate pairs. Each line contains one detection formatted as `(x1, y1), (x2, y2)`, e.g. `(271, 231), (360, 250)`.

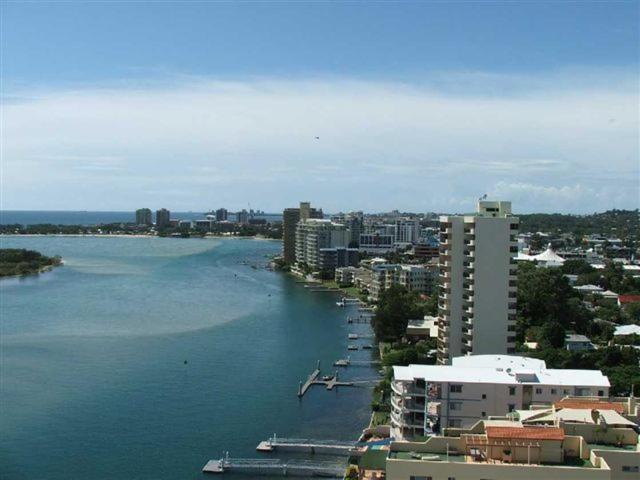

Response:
(1, 1), (638, 214)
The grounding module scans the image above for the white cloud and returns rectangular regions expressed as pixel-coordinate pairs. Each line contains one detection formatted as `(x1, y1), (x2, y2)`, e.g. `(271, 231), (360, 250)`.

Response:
(2, 72), (638, 213)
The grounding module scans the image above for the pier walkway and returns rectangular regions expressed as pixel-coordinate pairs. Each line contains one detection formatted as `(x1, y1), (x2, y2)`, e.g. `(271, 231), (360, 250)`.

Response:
(256, 435), (362, 456)
(203, 457), (345, 477)
(297, 361), (354, 397)
(333, 357), (381, 367)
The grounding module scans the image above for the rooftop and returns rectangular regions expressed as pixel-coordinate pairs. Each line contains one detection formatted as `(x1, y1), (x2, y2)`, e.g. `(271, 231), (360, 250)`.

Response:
(394, 355), (609, 387)
(565, 334), (592, 343)
(554, 399), (625, 413)
(485, 426), (565, 441)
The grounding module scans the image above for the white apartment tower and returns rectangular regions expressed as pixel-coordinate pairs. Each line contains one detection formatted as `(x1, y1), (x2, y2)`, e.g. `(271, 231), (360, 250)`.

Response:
(437, 200), (519, 365)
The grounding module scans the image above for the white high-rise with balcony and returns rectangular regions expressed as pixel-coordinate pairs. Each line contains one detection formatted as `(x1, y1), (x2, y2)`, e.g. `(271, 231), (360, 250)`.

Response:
(437, 200), (519, 365)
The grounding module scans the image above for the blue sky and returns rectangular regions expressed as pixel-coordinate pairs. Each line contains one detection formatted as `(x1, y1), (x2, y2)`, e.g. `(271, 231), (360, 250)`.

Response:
(2, 1), (638, 213)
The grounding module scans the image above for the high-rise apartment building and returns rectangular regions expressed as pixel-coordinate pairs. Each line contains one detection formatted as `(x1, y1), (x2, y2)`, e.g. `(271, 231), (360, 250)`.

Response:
(394, 219), (420, 245)
(331, 212), (363, 247)
(295, 219), (350, 273)
(215, 208), (228, 222)
(282, 202), (323, 264)
(155, 208), (171, 229)
(437, 200), (519, 365)
(237, 209), (249, 225)
(135, 208), (152, 226)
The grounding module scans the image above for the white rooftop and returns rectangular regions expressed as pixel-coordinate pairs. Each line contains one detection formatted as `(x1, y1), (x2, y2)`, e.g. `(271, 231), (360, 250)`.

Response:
(614, 324), (640, 336)
(574, 284), (604, 292)
(452, 355), (546, 371)
(394, 355), (609, 387)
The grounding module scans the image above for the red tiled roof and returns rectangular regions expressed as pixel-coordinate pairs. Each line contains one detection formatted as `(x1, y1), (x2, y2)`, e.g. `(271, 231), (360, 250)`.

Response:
(619, 295), (640, 304)
(486, 426), (565, 441)
(554, 399), (625, 413)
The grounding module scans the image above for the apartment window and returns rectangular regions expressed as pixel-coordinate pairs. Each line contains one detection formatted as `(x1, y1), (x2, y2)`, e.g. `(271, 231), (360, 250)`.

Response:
(551, 389), (557, 395)
(507, 347), (516, 354)
(448, 477), (456, 480)
(598, 390), (604, 397)
(508, 404), (516, 412)
(481, 411), (486, 417)
(622, 466), (639, 472)
(563, 389), (570, 395)
(481, 394), (487, 399)
(508, 387), (516, 396)
(448, 419), (462, 428)
(410, 476), (432, 480)
(449, 402), (462, 411)
(535, 388), (543, 395)
(450, 384), (463, 393)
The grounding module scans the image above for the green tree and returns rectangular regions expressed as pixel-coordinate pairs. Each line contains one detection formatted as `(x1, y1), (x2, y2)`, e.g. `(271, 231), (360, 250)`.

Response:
(539, 321), (566, 349)
(561, 259), (595, 275)
(371, 285), (422, 342)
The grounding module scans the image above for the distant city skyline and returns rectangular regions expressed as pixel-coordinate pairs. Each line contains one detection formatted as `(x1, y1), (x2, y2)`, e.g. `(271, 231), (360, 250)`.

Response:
(2, 2), (638, 213)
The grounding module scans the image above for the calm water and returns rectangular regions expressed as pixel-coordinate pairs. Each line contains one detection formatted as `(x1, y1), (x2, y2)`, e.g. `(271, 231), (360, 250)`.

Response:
(0, 211), (282, 225)
(0, 236), (377, 480)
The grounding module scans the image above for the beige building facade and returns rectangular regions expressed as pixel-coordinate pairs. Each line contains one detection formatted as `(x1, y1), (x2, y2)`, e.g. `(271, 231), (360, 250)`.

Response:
(438, 200), (519, 364)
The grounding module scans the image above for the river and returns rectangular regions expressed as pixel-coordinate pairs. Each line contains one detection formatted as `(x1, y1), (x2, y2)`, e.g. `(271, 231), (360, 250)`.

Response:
(0, 236), (377, 479)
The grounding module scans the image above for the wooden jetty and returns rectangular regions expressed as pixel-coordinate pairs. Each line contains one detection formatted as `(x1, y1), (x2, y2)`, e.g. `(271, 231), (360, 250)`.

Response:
(297, 361), (354, 397)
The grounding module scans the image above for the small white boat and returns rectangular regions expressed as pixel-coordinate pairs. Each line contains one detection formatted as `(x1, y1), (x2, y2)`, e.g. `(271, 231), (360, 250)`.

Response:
(362, 344), (373, 350)
(348, 333), (359, 340)
(347, 344), (359, 351)
(336, 301), (345, 307)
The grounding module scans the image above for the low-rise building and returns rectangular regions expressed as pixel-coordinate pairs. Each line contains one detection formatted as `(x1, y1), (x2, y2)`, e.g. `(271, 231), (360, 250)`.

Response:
(391, 355), (610, 440)
(370, 264), (435, 301)
(385, 416), (639, 480)
(335, 266), (367, 286)
(614, 325), (640, 337)
(618, 295), (640, 308)
(565, 334), (596, 351)
(406, 316), (439, 340)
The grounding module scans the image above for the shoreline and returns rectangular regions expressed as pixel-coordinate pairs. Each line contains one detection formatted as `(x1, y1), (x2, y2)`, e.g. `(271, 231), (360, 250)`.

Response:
(0, 233), (280, 241)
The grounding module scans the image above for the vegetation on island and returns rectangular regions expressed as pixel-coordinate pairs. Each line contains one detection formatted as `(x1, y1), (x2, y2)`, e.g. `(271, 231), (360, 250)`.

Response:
(0, 249), (62, 277)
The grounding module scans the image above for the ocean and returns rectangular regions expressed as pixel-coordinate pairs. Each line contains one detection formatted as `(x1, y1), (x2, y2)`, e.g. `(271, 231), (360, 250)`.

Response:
(0, 236), (377, 479)
(0, 211), (283, 226)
